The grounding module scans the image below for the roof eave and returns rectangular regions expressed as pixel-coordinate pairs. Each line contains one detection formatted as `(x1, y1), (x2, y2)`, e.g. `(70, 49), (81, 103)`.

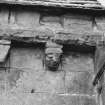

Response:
(0, 0), (104, 11)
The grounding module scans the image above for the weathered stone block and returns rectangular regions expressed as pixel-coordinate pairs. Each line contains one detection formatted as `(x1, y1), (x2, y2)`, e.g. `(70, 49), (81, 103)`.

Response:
(32, 70), (65, 93)
(0, 7), (9, 25)
(63, 14), (93, 34)
(45, 93), (65, 105)
(40, 15), (62, 30)
(7, 70), (23, 88)
(10, 70), (65, 93)
(65, 71), (94, 95)
(0, 40), (11, 63)
(0, 44), (10, 62)
(101, 77), (105, 105)
(0, 91), (97, 105)
(7, 93), (96, 105)
(11, 8), (40, 29)
(60, 95), (97, 105)
(95, 16), (105, 32)
(9, 93), (64, 105)
(80, 96), (97, 105)
(0, 71), (7, 94)
(63, 52), (94, 72)
(41, 15), (60, 23)
(10, 46), (44, 70)
(7, 93), (64, 105)
(0, 93), (25, 105)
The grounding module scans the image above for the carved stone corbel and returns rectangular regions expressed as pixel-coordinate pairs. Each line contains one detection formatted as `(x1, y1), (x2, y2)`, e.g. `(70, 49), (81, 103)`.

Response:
(44, 41), (63, 71)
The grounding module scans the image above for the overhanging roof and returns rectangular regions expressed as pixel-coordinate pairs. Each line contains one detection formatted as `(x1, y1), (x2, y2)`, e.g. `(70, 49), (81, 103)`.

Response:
(0, 0), (104, 11)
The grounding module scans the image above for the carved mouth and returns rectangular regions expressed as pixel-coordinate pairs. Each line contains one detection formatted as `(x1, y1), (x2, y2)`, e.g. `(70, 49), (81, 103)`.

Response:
(46, 60), (59, 71)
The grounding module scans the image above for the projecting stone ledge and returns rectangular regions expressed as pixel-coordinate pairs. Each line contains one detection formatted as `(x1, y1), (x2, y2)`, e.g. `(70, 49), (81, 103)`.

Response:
(0, 28), (104, 46)
(0, 40), (11, 63)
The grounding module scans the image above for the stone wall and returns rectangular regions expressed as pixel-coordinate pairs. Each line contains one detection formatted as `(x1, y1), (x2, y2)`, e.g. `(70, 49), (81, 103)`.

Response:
(0, 5), (104, 37)
(0, 6), (100, 33)
(0, 5), (104, 46)
(0, 4), (104, 105)
(0, 43), (95, 105)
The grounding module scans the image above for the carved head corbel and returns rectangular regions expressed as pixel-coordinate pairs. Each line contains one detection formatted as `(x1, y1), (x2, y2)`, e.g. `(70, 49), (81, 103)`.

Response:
(44, 41), (63, 71)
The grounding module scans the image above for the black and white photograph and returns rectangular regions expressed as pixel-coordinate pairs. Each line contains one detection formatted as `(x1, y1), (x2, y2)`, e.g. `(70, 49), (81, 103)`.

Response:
(0, 0), (104, 105)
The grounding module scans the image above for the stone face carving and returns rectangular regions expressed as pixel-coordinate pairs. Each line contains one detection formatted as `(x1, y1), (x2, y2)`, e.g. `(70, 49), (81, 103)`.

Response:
(44, 41), (63, 71)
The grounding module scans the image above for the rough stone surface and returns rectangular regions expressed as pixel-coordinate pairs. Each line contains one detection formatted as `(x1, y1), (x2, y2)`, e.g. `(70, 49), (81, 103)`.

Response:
(0, 6), (9, 25)
(0, 44), (10, 63)
(40, 15), (63, 30)
(0, 6), (104, 47)
(63, 52), (94, 72)
(63, 14), (93, 34)
(65, 71), (94, 95)
(0, 93), (97, 105)
(9, 69), (65, 94)
(7, 70), (23, 88)
(60, 95), (97, 105)
(10, 46), (44, 70)
(0, 43), (97, 105)
(95, 17), (105, 33)
(0, 4), (101, 105)
(0, 71), (7, 94)
(10, 8), (40, 29)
